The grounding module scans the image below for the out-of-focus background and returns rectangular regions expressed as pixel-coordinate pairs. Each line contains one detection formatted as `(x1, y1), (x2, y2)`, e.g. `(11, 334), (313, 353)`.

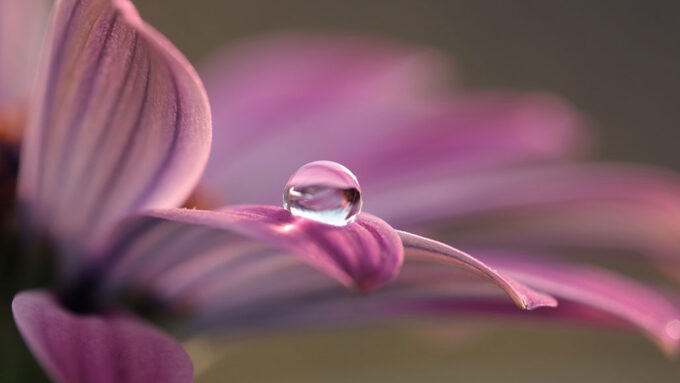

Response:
(137, 0), (680, 171)
(127, 1), (680, 382)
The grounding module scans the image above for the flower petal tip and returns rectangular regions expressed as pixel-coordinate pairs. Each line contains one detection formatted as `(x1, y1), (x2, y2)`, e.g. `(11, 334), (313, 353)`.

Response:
(397, 231), (558, 311)
(13, 290), (194, 383)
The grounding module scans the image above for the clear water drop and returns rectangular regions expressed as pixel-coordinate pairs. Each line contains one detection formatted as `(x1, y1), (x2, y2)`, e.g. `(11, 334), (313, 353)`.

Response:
(283, 161), (362, 226)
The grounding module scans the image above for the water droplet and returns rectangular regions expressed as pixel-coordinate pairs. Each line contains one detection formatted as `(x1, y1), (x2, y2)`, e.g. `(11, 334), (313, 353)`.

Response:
(283, 161), (362, 226)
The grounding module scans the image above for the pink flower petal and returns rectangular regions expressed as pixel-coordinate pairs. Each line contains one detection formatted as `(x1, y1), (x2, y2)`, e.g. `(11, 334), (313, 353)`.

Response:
(398, 231), (557, 310)
(18, 0), (211, 251)
(362, 254), (680, 355)
(93, 207), (559, 333)
(198, 36), (590, 207)
(12, 290), (193, 383)
(232, 254), (680, 356)
(97, 205), (403, 299)
(488, 255), (680, 355)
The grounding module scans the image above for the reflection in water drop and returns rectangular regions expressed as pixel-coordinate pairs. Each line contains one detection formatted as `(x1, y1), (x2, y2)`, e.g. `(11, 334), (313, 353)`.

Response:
(283, 161), (362, 226)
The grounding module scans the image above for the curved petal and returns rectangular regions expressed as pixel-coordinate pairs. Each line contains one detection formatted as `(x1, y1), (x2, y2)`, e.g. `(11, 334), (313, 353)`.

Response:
(397, 231), (556, 310)
(18, 0), (211, 251)
(89, 208), (558, 333)
(199, 36), (591, 207)
(487, 256), (680, 356)
(389, 256), (680, 356)
(94, 205), (403, 299)
(12, 290), (193, 383)
(0, 0), (49, 141)
(216, 254), (680, 356)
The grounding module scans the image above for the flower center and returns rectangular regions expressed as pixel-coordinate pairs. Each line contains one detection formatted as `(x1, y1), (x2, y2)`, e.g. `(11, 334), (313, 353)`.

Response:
(283, 161), (362, 226)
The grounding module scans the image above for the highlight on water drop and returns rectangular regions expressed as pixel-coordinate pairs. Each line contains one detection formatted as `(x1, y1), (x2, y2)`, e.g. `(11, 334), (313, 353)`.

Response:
(283, 161), (362, 226)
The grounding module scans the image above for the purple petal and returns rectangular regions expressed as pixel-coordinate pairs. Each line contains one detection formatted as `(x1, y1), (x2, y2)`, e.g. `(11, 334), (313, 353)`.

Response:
(12, 290), (193, 383)
(229, 254), (680, 356)
(97, 205), (403, 302)
(397, 231), (556, 310)
(373, 254), (680, 355)
(18, 0), (211, 251)
(481, 255), (680, 355)
(198, 36), (591, 207)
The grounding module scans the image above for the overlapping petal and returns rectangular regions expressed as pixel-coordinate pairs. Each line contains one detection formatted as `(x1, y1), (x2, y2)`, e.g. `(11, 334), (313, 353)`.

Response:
(199, 36), (591, 207)
(490, 256), (680, 355)
(221, 253), (680, 355)
(12, 290), (193, 383)
(18, 0), (211, 252)
(397, 231), (557, 310)
(349, 256), (680, 355)
(86, 205), (565, 337)
(96, 205), (403, 300)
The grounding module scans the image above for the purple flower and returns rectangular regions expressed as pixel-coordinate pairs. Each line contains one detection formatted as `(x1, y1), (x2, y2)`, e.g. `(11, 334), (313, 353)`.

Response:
(1, 0), (679, 382)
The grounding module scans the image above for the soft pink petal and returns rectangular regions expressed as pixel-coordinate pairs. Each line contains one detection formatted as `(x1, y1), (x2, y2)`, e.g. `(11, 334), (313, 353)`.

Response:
(199, 36), (591, 207)
(18, 0), (211, 252)
(92, 208), (559, 334)
(12, 290), (193, 383)
(225, 255), (680, 356)
(397, 231), (556, 310)
(375, 255), (680, 355)
(326, 256), (680, 355)
(96, 205), (403, 299)
(485, 255), (680, 355)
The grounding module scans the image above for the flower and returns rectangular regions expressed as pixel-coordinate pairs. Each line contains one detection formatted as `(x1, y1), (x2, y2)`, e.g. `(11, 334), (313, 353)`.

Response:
(1, 0), (679, 382)
(196, 34), (680, 354)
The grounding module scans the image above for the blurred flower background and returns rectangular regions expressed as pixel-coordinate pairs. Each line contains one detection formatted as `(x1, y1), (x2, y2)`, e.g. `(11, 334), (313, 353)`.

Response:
(3, 0), (680, 382)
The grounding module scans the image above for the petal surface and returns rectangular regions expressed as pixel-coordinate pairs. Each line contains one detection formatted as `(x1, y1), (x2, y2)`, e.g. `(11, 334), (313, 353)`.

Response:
(97, 205), (403, 300)
(397, 231), (556, 310)
(489, 255), (680, 356)
(373, 255), (680, 356)
(223, 254), (680, 356)
(18, 0), (211, 251)
(199, 36), (590, 207)
(12, 290), (193, 383)
(93, 208), (561, 334)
